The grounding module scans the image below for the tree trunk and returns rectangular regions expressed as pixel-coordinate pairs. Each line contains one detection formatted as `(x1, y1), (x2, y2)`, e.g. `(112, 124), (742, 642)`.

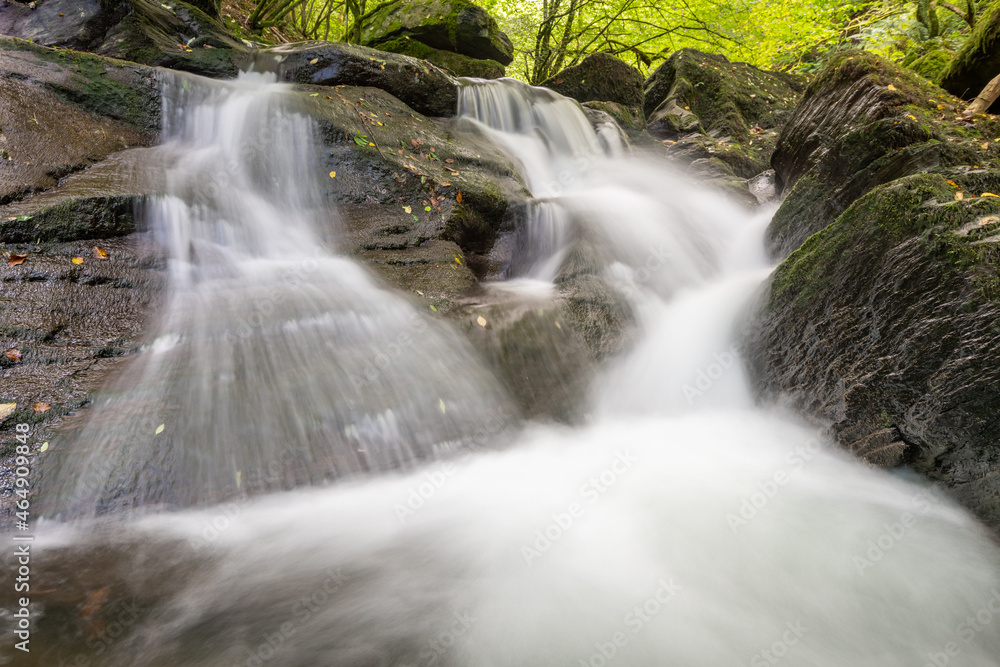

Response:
(965, 72), (1000, 115)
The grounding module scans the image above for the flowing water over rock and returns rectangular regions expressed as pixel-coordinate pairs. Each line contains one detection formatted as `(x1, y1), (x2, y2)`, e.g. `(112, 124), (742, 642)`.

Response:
(9, 75), (1000, 666)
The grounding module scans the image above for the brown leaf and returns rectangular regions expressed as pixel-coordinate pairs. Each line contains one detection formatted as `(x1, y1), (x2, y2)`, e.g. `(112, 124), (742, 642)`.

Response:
(33, 402), (50, 413)
(8, 253), (27, 266)
(456, 191), (463, 203)
(445, 158), (454, 163)
(5, 349), (21, 363)
(93, 246), (108, 259)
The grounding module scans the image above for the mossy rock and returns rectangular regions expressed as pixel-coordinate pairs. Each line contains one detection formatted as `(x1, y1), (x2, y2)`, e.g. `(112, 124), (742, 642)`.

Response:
(581, 101), (645, 134)
(940, 2), (1000, 107)
(0, 196), (143, 243)
(745, 170), (1000, 528)
(643, 48), (806, 142)
(540, 52), (644, 109)
(0, 0), (244, 78)
(361, 0), (513, 65)
(766, 49), (996, 258)
(374, 37), (504, 79)
(260, 41), (460, 117)
(909, 48), (953, 81)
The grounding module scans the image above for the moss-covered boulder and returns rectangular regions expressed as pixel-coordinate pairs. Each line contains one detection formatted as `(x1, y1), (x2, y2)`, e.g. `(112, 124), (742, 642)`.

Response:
(257, 41), (460, 117)
(766, 50), (998, 259)
(643, 48), (806, 142)
(745, 170), (1000, 528)
(940, 2), (1000, 107)
(361, 0), (513, 66)
(0, 0), (245, 78)
(909, 47), (953, 81)
(375, 37), (505, 78)
(540, 52), (644, 109)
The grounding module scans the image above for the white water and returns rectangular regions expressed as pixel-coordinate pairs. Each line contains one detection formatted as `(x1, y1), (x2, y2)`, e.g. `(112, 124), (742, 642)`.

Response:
(18, 76), (1000, 666)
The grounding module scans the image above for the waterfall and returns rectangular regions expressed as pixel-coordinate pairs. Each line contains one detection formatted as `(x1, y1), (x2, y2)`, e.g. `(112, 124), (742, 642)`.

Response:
(37, 71), (514, 515)
(17, 75), (1000, 667)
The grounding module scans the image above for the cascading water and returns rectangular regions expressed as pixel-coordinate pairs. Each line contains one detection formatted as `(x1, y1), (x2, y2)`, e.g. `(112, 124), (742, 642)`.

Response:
(11, 74), (1000, 667)
(36, 71), (514, 515)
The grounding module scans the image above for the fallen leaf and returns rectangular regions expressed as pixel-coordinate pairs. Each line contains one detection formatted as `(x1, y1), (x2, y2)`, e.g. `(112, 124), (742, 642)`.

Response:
(982, 192), (999, 197)
(93, 246), (108, 259)
(453, 256), (462, 265)
(33, 402), (50, 413)
(0, 403), (15, 422)
(329, 171), (337, 178)
(5, 349), (21, 362)
(477, 316), (487, 327)
(309, 58), (318, 64)
(956, 192), (965, 200)
(424, 206), (431, 212)
(429, 305), (438, 312)
(39, 442), (48, 453)
(906, 114), (917, 121)
(8, 253), (27, 266)
(403, 205), (412, 213)
(440, 182), (451, 187)
(984, 143), (991, 150)
(415, 290), (424, 295)
(947, 180), (959, 187)
(456, 191), (463, 203)
(887, 84), (896, 90)
(72, 257), (84, 264)
(445, 158), (454, 163)
(438, 398), (446, 414)
(155, 423), (165, 434)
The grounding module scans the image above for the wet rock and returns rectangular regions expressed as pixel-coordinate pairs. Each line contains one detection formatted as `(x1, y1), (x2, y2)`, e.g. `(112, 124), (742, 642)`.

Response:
(541, 52), (644, 109)
(581, 101), (645, 135)
(361, 0), (514, 65)
(940, 3), (1000, 108)
(745, 170), (1000, 529)
(643, 48), (805, 143)
(374, 37), (505, 79)
(258, 41), (460, 117)
(0, 0), (245, 78)
(767, 50), (999, 259)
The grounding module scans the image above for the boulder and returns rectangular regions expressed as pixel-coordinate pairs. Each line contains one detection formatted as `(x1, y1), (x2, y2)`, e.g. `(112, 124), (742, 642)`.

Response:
(541, 52), (644, 109)
(766, 50), (998, 259)
(745, 170), (1000, 528)
(940, 2), (1000, 106)
(374, 37), (505, 79)
(361, 0), (513, 65)
(643, 48), (805, 142)
(256, 41), (460, 117)
(0, 0), (244, 78)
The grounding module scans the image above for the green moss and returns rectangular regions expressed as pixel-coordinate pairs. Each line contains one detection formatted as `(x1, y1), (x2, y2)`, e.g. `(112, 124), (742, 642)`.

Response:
(909, 49), (953, 81)
(0, 197), (142, 243)
(375, 37), (504, 78)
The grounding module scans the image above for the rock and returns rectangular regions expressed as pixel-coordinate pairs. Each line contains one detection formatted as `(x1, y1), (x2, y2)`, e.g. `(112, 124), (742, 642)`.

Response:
(361, 0), (513, 65)
(940, 3), (1000, 107)
(907, 47), (953, 82)
(581, 101), (645, 134)
(256, 41), (460, 117)
(745, 170), (1000, 529)
(643, 48), (805, 142)
(541, 52), (644, 109)
(766, 50), (997, 259)
(375, 37), (505, 79)
(0, 0), (244, 78)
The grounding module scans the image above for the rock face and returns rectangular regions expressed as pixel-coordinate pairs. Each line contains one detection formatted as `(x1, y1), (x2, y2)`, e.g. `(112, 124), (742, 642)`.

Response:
(374, 37), (505, 79)
(766, 50), (998, 259)
(541, 52), (644, 109)
(361, 0), (513, 65)
(643, 48), (805, 142)
(745, 171), (1000, 528)
(0, 0), (244, 78)
(257, 41), (460, 117)
(940, 3), (1000, 106)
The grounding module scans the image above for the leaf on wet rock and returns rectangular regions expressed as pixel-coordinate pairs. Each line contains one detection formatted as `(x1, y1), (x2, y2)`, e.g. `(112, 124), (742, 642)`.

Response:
(354, 135), (369, 146)
(8, 254), (27, 266)
(403, 205), (412, 213)
(33, 402), (50, 413)
(0, 403), (15, 422)
(456, 191), (463, 203)
(477, 316), (487, 327)
(93, 246), (108, 259)
(5, 349), (21, 362)
(72, 257), (84, 264)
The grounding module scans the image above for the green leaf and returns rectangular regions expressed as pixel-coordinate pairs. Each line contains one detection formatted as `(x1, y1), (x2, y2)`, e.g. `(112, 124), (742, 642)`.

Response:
(353, 136), (369, 146)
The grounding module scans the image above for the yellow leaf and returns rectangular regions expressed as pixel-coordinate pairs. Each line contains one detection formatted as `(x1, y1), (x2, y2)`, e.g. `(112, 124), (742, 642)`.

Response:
(956, 192), (964, 200)
(476, 316), (487, 327)
(429, 304), (437, 312)
(329, 171), (337, 178)
(456, 191), (463, 203)
(984, 144), (991, 150)
(72, 257), (84, 264)
(554, 321), (562, 329)
(887, 84), (896, 90)
(33, 402), (50, 413)
(453, 256), (462, 265)
(438, 398), (446, 414)
(403, 205), (412, 213)
(155, 423), (165, 434)
(440, 182), (451, 187)
(0, 403), (15, 422)
(937, 104), (944, 110)
(947, 180), (959, 187)
(93, 246), (108, 259)
(39, 442), (48, 453)
(368, 142), (375, 147)
(309, 58), (318, 64)
(982, 193), (999, 197)
(906, 114), (917, 121)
